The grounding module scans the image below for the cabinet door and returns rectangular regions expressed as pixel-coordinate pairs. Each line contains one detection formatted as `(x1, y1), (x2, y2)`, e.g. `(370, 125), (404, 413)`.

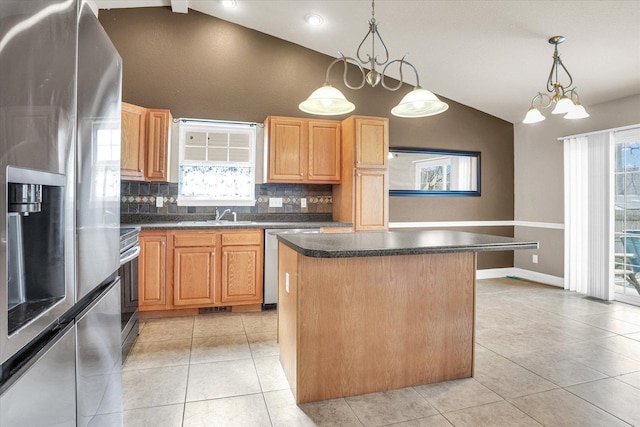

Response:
(267, 117), (306, 182)
(355, 169), (388, 230)
(121, 102), (146, 180)
(221, 245), (263, 304)
(354, 117), (388, 168)
(139, 233), (167, 308)
(308, 120), (341, 182)
(173, 246), (217, 306)
(146, 109), (172, 181)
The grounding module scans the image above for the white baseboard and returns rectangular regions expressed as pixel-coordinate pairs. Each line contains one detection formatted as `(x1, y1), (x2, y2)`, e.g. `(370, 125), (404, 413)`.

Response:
(476, 267), (564, 288)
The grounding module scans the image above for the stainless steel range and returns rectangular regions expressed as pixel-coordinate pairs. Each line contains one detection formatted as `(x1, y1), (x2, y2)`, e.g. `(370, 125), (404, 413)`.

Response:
(119, 226), (141, 360)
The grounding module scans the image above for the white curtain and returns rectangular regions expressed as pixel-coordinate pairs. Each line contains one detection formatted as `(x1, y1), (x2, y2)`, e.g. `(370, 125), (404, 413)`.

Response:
(563, 133), (615, 299)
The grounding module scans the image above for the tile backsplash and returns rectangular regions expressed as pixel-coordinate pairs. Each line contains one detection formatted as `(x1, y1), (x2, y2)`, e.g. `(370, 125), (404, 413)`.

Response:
(121, 181), (333, 216)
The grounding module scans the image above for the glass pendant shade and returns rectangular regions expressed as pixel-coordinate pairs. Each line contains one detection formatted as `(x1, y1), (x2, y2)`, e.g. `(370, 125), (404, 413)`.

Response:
(391, 88), (449, 118)
(551, 96), (576, 114)
(564, 103), (590, 120)
(522, 107), (546, 124)
(298, 84), (355, 116)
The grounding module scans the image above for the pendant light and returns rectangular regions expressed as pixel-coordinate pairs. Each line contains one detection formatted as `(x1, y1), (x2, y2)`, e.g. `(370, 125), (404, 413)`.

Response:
(299, 0), (447, 118)
(523, 36), (589, 124)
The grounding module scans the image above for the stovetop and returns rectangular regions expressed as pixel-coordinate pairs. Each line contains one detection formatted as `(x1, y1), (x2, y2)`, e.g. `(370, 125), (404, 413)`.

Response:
(120, 226), (140, 254)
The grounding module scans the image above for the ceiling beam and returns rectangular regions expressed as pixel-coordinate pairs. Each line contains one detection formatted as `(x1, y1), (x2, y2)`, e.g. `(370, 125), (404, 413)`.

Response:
(171, 0), (188, 13)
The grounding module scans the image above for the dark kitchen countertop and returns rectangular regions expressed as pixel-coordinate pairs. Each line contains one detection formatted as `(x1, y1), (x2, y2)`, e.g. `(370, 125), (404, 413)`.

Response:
(131, 221), (351, 231)
(277, 229), (538, 258)
(120, 214), (351, 231)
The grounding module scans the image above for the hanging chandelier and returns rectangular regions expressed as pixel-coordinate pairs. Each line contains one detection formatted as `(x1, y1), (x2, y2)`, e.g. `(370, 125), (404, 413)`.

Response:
(298, 0), (448, 118)
(523, 36), (589, 124)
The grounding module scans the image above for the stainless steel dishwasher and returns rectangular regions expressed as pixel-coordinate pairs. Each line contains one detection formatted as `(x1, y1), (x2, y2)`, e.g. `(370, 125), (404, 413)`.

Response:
(264, 229), (321, 308)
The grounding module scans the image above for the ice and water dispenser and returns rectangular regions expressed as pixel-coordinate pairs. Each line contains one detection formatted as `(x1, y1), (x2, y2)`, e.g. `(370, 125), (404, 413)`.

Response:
(6, 166), (66, 336)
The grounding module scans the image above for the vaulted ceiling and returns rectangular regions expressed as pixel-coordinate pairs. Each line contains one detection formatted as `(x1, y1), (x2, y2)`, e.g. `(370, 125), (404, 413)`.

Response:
(94, 0), (640, 123)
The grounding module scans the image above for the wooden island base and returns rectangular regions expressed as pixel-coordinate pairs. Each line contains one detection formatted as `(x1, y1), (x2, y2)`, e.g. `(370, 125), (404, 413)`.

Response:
(278, 242), (476, 404)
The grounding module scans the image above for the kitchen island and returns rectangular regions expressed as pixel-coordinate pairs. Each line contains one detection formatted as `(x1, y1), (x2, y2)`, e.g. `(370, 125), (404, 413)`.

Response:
(276, 230), (538, 404)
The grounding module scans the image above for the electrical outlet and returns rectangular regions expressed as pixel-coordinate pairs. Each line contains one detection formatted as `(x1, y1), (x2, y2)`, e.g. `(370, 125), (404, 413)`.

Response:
(301, 198), (307, 208)
(156, 196), (163, 207)
(532, 254), (538, 264)
(269, 197), (283, 207)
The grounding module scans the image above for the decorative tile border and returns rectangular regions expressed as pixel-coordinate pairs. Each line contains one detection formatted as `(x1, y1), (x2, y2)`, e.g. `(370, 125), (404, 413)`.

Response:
(120, 181), (333, 216)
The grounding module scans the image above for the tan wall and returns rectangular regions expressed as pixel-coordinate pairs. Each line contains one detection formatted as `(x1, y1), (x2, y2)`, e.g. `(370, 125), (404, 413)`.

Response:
(514, 94), (640, 278)
(99, 7), (515, 268)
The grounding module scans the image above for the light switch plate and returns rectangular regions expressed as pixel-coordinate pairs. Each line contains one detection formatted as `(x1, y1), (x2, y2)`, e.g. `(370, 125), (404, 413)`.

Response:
(285, 272), (290, 293)
(269, 197), (283, 207)
(532, 254), (538, 263)
(301, 198), (307, 208)
(156, 196), (163, 207)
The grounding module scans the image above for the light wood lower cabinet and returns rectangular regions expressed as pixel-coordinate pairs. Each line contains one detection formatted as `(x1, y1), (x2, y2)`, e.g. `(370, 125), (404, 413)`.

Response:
(221, 245), (262, 304)
(139, 231), (168, 309)
(139, 229), (263, 312)
(173, 246), (218, 306)
(355, 169), (388, 230)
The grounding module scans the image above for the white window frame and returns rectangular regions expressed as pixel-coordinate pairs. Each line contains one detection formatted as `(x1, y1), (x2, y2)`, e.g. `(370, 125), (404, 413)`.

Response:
(176, 120), (257, 206)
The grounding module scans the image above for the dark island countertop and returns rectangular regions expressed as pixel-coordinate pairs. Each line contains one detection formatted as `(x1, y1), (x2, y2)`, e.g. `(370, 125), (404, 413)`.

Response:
(277, 230), (538, 258)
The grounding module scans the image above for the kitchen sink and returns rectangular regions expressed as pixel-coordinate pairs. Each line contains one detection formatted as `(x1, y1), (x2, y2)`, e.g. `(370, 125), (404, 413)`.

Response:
(178, 220), (258, 226)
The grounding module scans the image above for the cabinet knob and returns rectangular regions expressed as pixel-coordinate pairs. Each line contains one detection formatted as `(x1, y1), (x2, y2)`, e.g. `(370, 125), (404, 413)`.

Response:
(300, 173), (303, 176)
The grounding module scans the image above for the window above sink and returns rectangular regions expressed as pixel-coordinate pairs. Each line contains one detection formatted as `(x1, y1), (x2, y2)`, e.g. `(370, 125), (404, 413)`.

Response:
(176, 119), (258, 206)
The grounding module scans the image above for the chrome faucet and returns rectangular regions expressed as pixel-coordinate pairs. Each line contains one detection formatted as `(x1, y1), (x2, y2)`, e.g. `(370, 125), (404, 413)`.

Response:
(215, 208), (231, 221)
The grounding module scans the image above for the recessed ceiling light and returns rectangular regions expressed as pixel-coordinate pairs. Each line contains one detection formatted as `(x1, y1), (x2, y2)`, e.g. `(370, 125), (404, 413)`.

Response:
(220, 0), (237, 8)
(305, 14), (324, 26)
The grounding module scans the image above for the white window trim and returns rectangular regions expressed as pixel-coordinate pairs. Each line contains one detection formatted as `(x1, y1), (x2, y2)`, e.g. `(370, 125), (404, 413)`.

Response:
(176, 120), (257, 207)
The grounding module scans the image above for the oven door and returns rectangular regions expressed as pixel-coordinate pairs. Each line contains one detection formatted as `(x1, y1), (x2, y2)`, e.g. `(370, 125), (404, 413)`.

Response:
(119, 245), (140, 360)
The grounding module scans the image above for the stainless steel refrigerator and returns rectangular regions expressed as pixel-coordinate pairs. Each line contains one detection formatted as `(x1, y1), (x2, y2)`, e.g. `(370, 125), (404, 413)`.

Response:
(0, 0), (123, 425)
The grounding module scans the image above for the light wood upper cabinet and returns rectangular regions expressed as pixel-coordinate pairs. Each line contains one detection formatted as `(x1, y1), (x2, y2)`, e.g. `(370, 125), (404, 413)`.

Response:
(120, 103), (172, 182)
(355, 117), (388, 168)
(266, 116), (341, 183)
(139, 231), (167, 309)
(308, 120), (341, 182)
(267, 117), (306, 182)
(333, 115), (389, 231)
(146, 109), (172, 182)
(121, 102), (146, 181)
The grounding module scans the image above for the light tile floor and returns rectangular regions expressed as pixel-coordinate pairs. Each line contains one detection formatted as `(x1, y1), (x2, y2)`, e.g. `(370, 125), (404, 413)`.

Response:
(122, 278), (640, 426)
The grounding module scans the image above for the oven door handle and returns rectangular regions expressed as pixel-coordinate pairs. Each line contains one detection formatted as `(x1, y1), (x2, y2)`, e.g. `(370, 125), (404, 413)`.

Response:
(120, 245), (141, 266)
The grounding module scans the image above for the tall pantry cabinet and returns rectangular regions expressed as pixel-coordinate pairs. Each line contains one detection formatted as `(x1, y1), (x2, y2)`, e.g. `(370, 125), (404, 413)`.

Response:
(333, 116), (389, 230)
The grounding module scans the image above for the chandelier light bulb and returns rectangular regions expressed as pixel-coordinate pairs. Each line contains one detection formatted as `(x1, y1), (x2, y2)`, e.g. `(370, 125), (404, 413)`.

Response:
(391, 88), (449, 118)
(551, 96), (576, 115)
(220, 0), (237, 8)
(522, 107), (545, 124)
(564, 103), (590, 120)
(299, 84), (355, 116)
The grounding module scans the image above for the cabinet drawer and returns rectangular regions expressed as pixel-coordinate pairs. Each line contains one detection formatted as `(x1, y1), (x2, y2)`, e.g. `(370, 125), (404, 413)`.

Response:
(221, 230), (262, 246)
(173, 232), (217, 247)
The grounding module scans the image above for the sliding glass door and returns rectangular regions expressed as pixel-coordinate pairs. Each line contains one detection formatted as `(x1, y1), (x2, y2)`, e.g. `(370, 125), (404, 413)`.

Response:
(614, 128), (640, 306)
